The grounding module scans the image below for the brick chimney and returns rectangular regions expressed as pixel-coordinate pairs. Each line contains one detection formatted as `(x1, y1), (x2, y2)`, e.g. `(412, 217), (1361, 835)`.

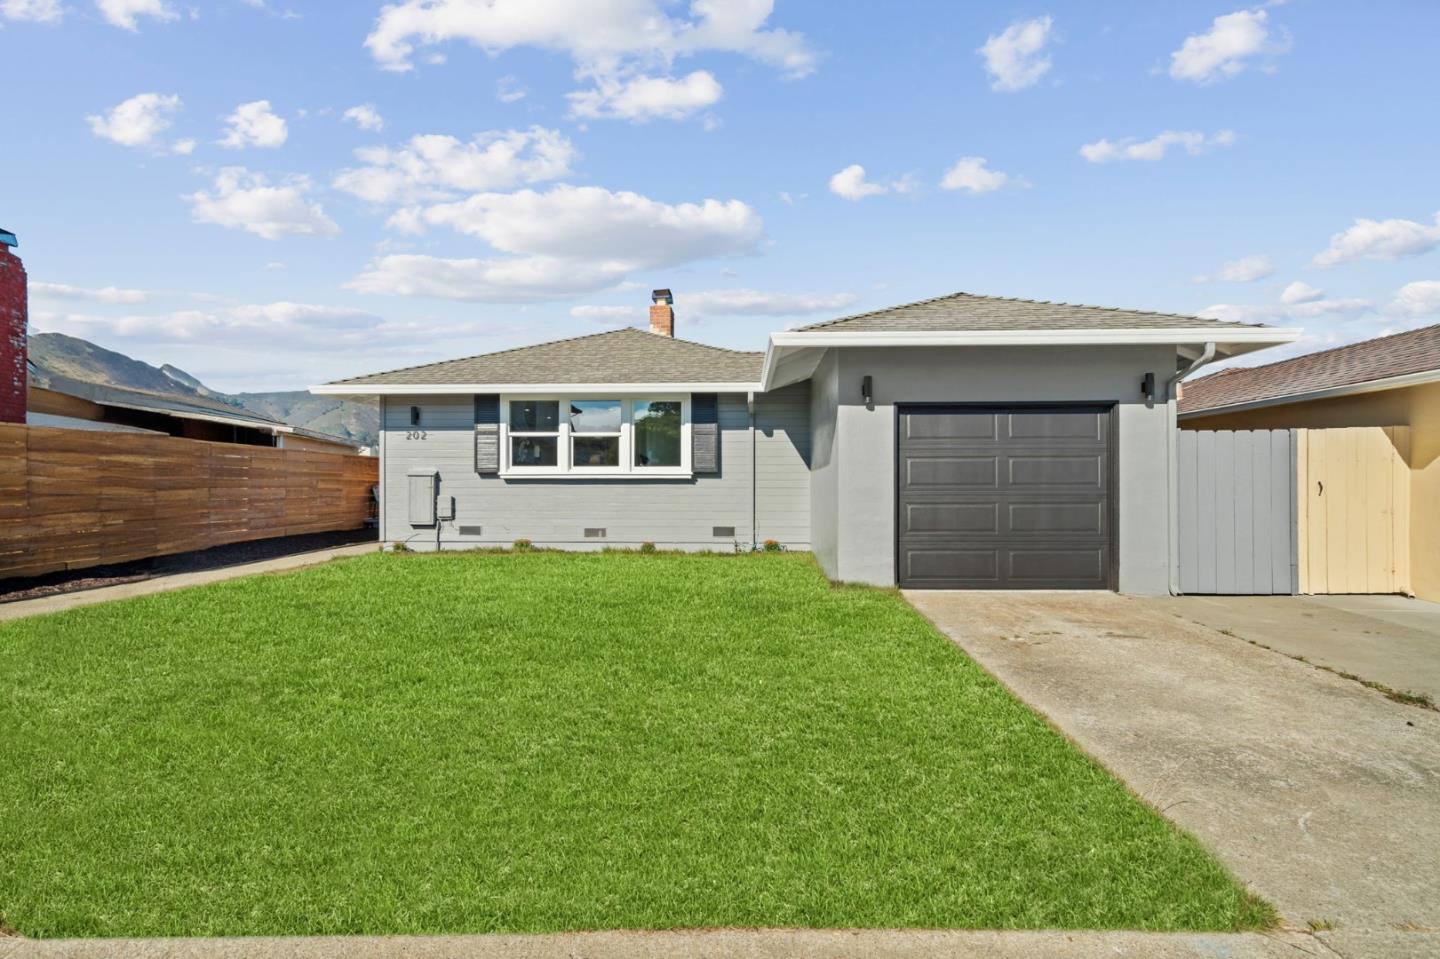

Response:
(649, 288), (674, 337)
(0, 229), (25, 425)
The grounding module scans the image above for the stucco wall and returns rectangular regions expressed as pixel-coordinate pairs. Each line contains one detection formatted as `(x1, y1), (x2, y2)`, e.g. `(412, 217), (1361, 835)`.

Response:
(1183, 381), (1440, 601)
(379, 385), (811, 552)
(813, 345), (1178, 594)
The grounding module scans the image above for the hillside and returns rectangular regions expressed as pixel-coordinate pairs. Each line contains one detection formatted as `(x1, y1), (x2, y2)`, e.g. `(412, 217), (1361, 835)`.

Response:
(27, 332), (378, 447)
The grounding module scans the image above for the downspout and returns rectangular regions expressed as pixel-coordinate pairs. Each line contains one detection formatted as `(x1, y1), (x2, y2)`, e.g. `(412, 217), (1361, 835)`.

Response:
(1166, 343), (1217, 594)
(748, 391), (757, 551)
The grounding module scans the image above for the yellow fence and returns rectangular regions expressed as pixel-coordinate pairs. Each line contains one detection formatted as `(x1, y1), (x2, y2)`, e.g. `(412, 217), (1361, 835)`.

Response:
(1296, 426), (1411, 595)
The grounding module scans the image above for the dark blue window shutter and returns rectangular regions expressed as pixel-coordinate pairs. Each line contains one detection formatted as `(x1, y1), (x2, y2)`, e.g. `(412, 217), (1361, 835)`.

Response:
(474, 394), (500, 474)
(692, 393), (719, 474)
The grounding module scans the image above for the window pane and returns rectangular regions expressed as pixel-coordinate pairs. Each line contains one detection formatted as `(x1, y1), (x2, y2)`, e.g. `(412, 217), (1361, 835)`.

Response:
(510, 400), (559, 432)
(569, 399), (621, 433)
(511, 435), (557, 467)
(573, 435), (620, 467)
(634, 400), (682, 467)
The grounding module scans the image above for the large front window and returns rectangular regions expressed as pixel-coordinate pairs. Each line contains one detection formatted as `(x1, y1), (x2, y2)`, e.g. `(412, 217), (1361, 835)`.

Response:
(502, 395), (690, 476)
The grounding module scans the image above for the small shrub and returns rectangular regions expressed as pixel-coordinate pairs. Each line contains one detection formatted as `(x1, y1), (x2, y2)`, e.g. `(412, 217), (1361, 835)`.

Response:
(390, 541), (411, 553)
(639, 541), (657, 554)
(512, 538), (533, 552)
(762, 539), (783, 552)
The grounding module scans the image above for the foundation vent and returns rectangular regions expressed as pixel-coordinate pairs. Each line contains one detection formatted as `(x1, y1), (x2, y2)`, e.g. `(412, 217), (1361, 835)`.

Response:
(584, 527), (607, 539)
(712, 526), (736, 538)
(459, 525), (483, 536)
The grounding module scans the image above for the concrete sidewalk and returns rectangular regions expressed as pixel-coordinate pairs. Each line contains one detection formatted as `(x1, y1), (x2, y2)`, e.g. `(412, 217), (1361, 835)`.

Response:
(0, 543), (378, 623)
(0, 928), (1334, 959)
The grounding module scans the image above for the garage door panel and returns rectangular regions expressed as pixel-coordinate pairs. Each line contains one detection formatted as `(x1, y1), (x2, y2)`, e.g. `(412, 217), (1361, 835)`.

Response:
(898, 405), (1113, 590)
(1006, 411), (1104, 440)
(904, 503), (998, 534)
(906, 549), (999, 584)
(1008, 548), (1107, 584)
(1009, 501), (1105, 534)
(904, 411), (997, 440)
(904, 456), (998, 487)
(1008, 455), (1104, 488)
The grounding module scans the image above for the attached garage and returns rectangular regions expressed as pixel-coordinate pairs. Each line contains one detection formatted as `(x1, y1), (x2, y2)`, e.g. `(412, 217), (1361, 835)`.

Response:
(896, 405), (1115, 589)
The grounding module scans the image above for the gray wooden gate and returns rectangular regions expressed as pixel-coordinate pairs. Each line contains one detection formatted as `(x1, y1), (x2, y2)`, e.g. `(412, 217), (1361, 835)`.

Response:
(1177, 430), (1298, 595)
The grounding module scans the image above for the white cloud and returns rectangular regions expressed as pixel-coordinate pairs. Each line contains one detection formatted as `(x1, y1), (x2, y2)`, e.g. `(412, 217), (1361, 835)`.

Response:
(1389, 281), (1440, 318)
(496, 75), (527, 103)
(1280, 281), (1323, 305)
(219, 99), (288, 149)
(680, 288), (856, 317)
(1193, 253), (1274, 284)
(171, 138), (197, 155)
(186, 167), (340, 240)
(31, 282), (149, 304)
(364, 0), (816, 77)
(342, 103), (384, 132)
(1080, 129), (1235, 163)
(570, 304), (641, 322)
(1200, 293), (1371, 326)
(1169, 8), (1286, 84)
(350, 184), (763, 302)
(828, 164), (913, 201)
(978, 15), (1053, 92)
(939, 156), (1020, 194)
(332, 127), (576, 204)
(95, 0), (176, 31)
(86, 92), (182, 148)
(568, 70), (722, 122)
(1312, 212), (1440, 268)
(1, 0), (63, 23)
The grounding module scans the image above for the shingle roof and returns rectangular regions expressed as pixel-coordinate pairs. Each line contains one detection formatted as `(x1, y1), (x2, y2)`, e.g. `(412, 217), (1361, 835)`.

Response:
(1180, 323), (1440, 415)
(328, 328), (763, 387)
(794, 291), (1260, 333)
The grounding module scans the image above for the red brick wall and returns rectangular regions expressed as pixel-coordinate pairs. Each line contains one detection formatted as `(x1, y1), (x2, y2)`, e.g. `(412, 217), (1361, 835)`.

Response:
(0, 248), (26, 424)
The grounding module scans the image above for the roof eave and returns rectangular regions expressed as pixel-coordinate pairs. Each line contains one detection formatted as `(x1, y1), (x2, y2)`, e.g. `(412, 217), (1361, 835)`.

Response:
(760, 327), (1301, 391)
(1179, 365), (1440, 420)
(310, 381), (764, 397)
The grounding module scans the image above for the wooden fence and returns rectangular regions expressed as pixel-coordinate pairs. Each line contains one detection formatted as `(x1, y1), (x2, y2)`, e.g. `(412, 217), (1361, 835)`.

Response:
(0, 424), (377, 580)
(1297, 426), (1411, 595)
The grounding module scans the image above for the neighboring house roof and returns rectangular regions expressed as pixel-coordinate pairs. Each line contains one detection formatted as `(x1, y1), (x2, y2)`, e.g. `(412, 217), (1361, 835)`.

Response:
(794, 292), (1259, 333)
(322, 328), (764, 389)
(33, 370), (358, 448)
(1180, 323), (1440, 416)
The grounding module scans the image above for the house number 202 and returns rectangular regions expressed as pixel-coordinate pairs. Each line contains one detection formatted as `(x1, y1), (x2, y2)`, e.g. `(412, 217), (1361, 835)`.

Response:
(405, 430), (428, 440)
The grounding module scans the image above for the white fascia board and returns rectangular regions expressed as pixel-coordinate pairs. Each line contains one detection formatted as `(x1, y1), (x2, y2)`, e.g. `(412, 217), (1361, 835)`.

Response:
(767, 327), (1302, 348)
(1178, 366), (1440, 420)
(310, 382), (762, 397)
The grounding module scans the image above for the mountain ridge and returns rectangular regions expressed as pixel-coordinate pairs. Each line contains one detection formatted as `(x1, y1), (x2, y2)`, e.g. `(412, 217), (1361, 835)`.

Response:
(27, 332), (378, 447)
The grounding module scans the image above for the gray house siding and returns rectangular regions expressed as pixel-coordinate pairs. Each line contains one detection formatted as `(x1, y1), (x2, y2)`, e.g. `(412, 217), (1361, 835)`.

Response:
(810, 344), (1177, 595)
(379, 384), (810, 551)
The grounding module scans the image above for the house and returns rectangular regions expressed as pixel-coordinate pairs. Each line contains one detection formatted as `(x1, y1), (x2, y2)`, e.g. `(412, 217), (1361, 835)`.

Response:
(312, 290), (1295, 593)
(27, 367), (364, 454)
(1180, 323), (1440, 600)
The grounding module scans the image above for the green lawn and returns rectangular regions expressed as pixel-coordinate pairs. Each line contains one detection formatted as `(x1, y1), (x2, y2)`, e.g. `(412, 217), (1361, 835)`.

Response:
(0, 551), (1268, 937)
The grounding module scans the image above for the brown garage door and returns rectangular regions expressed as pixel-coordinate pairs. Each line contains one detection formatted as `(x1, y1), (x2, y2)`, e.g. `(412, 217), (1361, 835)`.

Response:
(897, 405), (1114, 589)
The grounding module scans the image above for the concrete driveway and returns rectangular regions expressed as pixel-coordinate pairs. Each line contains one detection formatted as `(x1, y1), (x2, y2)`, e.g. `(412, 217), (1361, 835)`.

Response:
(1163, 594), (1440, 705)
(905, 590), (1440, 958)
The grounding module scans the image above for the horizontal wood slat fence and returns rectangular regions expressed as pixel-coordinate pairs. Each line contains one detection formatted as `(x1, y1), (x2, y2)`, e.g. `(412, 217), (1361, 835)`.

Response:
(0, 424), (377, 580)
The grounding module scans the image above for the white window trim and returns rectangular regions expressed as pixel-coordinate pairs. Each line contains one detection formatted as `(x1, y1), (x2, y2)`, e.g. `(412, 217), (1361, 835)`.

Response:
(500, 394), (692, 479)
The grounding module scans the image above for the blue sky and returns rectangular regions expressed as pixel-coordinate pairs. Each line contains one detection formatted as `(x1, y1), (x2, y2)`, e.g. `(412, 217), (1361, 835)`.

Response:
(4, 0), (1438, 391)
